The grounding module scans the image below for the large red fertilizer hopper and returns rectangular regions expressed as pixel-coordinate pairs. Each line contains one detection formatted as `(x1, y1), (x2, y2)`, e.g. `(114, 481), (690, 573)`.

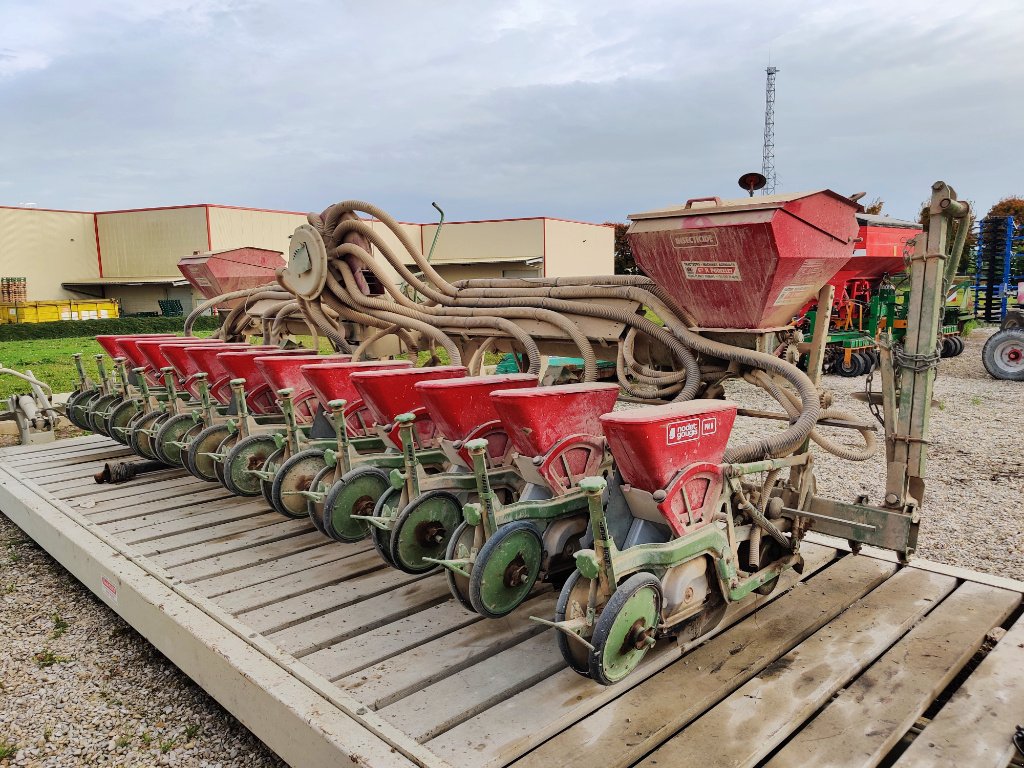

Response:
(627, 191), (861, 329)
(178, 247), (286, 306)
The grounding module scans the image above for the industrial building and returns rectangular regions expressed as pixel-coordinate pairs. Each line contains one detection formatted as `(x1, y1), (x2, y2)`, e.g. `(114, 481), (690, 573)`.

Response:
(0, 204), (612, 315)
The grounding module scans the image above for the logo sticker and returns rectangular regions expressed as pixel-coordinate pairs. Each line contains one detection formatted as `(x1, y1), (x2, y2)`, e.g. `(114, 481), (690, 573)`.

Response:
(772, 284), (812, 305)
(666, 415), (718, 445)
(671, 230), (718, 248)
(681, 261), (741, 281)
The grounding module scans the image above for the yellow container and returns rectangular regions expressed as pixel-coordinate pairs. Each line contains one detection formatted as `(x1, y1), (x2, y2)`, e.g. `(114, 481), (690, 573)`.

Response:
(0, 300), (120, 324)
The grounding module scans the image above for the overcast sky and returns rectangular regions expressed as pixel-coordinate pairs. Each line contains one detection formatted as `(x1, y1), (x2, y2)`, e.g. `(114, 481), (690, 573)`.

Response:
(1, 0), (1021, 224)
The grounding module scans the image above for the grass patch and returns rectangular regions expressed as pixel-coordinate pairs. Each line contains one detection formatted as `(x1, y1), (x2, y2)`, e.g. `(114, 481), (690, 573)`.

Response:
(159, 739), (176, 754)
(961, 318), (980, 337)
(0, 741), (17, 759)
(0, 315), (221, 342)
(33, 648), (70, 668)
(183, 724), (201, 739)
(140, 732), (153, 745)
(51, 613), (69, 639)
(115, 734), (131, 748)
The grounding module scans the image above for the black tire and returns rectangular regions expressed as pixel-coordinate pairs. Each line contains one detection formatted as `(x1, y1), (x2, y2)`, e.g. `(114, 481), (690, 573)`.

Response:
(1000, 310), (1024, 330)
(834, 353), (862, 377)
(588, 571), (662, 686)
(261, 447), (285, 508)
(388, 489), (463, 575)
(185, 424), (232, 481)
(444, 522), (476, 611)
(68, 389), (102, 431)
(130, 411), (166, 460)
(307, 466), (334, 535)
(370, 486), (400, 566)
(950, 335), (965, 357)
(321, 465), (389, 544)
(88, 394), (122, 436)
(555, 569), (592, 677)
(223, 434), (279, 497)
(271, 448), (328, 518)
(940, 337), (954, 358)
(154, 412), (197, 467)
(468, 520), (543, 619)
(105, 399), (140, 445)
(982, 328), (1024, 381)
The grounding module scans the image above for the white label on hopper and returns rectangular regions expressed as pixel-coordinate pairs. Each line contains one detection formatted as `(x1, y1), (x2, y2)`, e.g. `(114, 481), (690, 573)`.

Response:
(671, 230), (718, 248)
(773, 284), (812, 305)
(680, 261), (741, 281)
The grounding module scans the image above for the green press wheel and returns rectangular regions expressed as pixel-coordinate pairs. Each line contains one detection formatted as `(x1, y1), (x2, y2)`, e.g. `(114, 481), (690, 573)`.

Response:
(555, 569), (595, 677)
(306, 465), (335, 535)
(130, 411), (165, 460)
(212, 433), (235, 486)
(68, 389), (101, 431)
(588, 571), (662, 686)
(271, 448), (328, 518)
(261, 447), (284, 508)
(106, 399), (140, 445)
(185, 424), (232, 482)
(88, 393), (122, 436)
(389, 490), (462, 575)
(370, 486), (400, 567)
(321, 465), (389, 544)
(154, 413), (196, 467)
(223, 434), (278, 497)
(444, 522), (476, 611)
(468, 521), (543, 619)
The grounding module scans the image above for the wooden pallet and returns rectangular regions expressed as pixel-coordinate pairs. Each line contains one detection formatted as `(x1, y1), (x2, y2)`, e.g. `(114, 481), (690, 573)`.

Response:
(2, 434), (1022, 768)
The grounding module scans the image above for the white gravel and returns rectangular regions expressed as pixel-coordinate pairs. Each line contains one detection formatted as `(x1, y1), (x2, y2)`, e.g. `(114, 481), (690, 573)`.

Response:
(0, 326), (1019, 767)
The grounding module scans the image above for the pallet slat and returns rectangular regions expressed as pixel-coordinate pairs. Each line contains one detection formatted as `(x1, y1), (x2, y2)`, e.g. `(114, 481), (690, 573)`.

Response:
(765, 581), (1020, 767)
(893, 612), (1024, 768)
(633, 568), (957, 768)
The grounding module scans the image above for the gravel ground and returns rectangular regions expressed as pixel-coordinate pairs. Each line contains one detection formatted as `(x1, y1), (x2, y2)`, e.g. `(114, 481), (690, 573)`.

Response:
(0, 326), (1020, 767)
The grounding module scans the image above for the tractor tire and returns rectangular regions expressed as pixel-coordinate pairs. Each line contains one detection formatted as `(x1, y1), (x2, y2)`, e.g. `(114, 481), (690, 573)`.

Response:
(1000, 310), (1024, 331)
(834, 354), (862, 377)
(982, 328), (1024, 381)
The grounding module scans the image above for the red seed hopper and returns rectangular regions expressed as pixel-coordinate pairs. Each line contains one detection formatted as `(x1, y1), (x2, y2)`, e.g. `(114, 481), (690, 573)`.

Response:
(350, 366), (467, 448)
(490, 382), (619, 495)
(216, 348), (312, 414)
(253, 354), (350, 421)
(600, 400), (738, 536)
(416, 373), (537, 465)
(627, 191), (861, 329)
(300, 360), (413, 436)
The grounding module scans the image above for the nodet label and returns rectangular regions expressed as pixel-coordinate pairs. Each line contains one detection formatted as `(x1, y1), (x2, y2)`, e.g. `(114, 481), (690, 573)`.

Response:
(680, 261), (742, 281)
(666, 415), (718, 445)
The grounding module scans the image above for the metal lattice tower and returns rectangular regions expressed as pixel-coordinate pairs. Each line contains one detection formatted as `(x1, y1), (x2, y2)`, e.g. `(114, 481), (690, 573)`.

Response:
(761, 66), (778, 195)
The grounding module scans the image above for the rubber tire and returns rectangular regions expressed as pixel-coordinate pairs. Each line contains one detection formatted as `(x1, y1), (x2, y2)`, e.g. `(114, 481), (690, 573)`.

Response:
(88, 394), (122, 436)
(1000, 310), (1024, 330)
(370, 486), (400, 567)
(271, 448), (328, 518)
(834, 354), (862, 377)
(555, 569), (593, 677)
(588, 572), (663, 686)
(153, 412), (196, 467)
(950, 335), (965, 357)
(940, 337), (954, 358)
(468, 520), (543, 619)
(444, 522), (476, 611)
(320, 465), (389, 544)
(982, 328), (1024, 381)
(68, 390), (102, 431)
(223, 434), (279, 497)
(307, 465), (334, 535)
(185, 424), (233, 482)
(130, 411), (166, 461)
(261, 447), (285, 508)
(106, 399), (140, 445)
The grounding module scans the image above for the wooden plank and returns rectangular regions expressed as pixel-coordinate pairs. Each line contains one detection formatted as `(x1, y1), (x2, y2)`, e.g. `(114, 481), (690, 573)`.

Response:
(235, 566), (429, 634)
(424, 542), (839, 768)
(86, 486), (236, 524)
(632, 568), (957, 768)
(305, 597), (492, 681)
(512, 555), (898, 768)
(213, 548), (385, 614)
(384, 632), (563, 743)
(0, 433), (111, 459)
(56, 473), (196, 501)
(264, 578), (452, 655)
(894, 612), (1024, 768)
(0, 439), (424, 768)
(766, 580), (1020, 768)
(161, 531), (328, 582)
(73, 479), (220, 514)
(26, 460), (141, 484)
(339, 593), (551, 710)
(116, 501), (272, 544)
(188, 541), (363, 595)
(10, 446), (131, 471)
(146, 517), (314, 567)
(100, 493), (263, 534)
(135, 511), (292, 555)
